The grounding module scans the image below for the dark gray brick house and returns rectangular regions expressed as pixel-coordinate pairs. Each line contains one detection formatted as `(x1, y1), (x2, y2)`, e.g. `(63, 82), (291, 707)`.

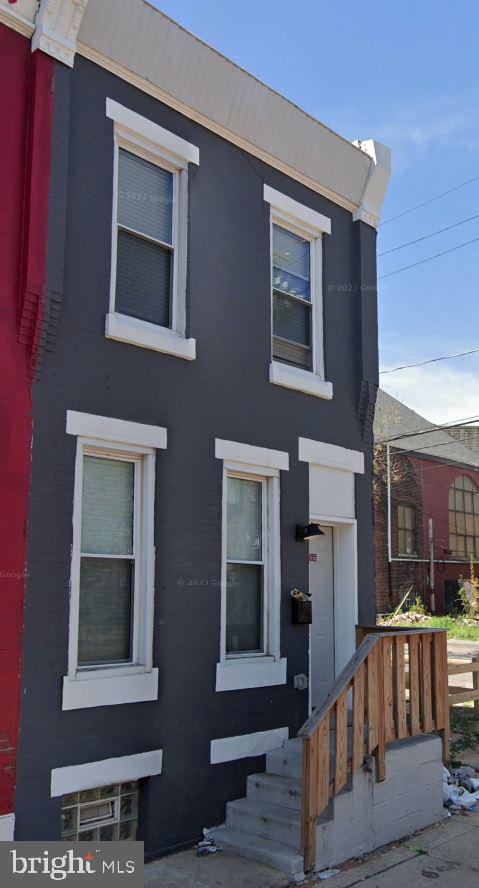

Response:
(10, 0), (390, 860)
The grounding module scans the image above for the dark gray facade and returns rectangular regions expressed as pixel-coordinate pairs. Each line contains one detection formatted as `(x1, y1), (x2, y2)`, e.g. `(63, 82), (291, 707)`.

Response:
(14, 56), (378, 856)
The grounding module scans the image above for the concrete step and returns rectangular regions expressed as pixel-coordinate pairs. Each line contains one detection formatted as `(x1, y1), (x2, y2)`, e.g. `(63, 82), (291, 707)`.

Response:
(247, 772), (302, 810)
(209, 825), (305, 878)
(226, 797), (301, 850)
(266, 743), (302, 779)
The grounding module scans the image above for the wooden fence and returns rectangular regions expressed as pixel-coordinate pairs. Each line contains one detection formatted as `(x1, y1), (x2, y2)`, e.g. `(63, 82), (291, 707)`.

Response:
(448, 654), (479, 709)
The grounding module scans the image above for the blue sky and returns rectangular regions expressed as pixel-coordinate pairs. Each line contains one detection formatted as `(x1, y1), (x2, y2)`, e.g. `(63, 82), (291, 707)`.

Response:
(153, 0), (479, 423)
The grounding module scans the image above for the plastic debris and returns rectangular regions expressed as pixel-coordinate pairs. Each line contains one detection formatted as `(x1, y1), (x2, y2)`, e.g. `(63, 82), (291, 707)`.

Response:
(443, 765), (479, 810)
(195, 828), (220, 856)
(316, 869), (341, 880)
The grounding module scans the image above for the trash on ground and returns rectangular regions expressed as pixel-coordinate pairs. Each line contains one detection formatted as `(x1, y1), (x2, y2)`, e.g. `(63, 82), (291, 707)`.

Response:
(443, 764), (479, 811)
(315, 869), (341, 880)
(195, 828), (220, 856)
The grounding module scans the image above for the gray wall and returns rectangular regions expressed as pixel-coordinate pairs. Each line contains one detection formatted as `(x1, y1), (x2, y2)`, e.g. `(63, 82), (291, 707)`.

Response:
(14, 57), (378, 856)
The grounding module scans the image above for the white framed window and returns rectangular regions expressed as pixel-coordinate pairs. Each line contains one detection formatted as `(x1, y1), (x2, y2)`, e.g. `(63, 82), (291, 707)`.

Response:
(264, 185), (333, 400)
(398, 503), (417, 556)
(63, 411), (167, 710)
(105, 99), (199, 361)
(215, 439), (288, 691)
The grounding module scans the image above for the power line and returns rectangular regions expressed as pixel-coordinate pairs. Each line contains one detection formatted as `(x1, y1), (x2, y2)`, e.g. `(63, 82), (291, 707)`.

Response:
(378, 213), (479, 256)
(381, 175), (479, 226)
(378, 235), (479, 280)
(376, 415), (479, 446)
(379, 346), (479, 374)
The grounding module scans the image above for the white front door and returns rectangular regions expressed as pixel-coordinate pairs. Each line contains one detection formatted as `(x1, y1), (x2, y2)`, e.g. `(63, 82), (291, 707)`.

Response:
(309, 526), (335, 710)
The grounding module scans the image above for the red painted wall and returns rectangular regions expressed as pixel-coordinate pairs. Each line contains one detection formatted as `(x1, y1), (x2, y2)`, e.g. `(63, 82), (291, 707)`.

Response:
(410, 455), (479, 613)
(0, 24), (53, 819)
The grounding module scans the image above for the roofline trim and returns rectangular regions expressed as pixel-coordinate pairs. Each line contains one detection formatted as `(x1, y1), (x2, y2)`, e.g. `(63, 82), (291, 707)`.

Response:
(0, 4), (36, 37)
(76, 40), (361, 215)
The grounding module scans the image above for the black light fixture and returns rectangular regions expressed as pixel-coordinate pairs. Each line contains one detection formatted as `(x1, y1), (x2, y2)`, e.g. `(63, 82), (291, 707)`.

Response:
(295, 523), (325, 542)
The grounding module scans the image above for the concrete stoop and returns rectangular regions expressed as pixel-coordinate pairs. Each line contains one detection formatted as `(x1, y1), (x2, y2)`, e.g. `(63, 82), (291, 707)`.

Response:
(210, 734), (445, 879)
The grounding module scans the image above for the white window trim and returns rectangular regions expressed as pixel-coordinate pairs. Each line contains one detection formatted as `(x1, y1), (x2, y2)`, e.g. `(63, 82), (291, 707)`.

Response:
(51, 749), (163, 797)
(63, 411), (167, 710)
(264, 184), (333, 400)
(105, 98), (198, 360)
(215, 439), (287, 691)
(298, 437), (365, 474)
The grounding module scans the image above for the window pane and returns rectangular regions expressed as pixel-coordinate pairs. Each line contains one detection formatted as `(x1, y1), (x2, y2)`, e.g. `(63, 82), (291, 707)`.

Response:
(273, 291), (311, 346)
(398, 530), (405, 554)
(116, 229), (171, 327)
(272, 268), (311, 301)
(227, 477), (263, 561)
(273, 336), (311, 370)
(465, 492), (473, 513)
(405, 507), (414, 530)
(226, 563), (262, 653)
(273, 225), (310, 292)
(81, 457), (134, 556)
(227, 476), (262, 561)
(118, 149), (173, 244)
(78, 558), (133, 665)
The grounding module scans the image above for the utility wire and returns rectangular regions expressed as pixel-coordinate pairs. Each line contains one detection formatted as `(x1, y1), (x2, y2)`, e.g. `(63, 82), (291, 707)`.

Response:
(379, 346), (479, 374)
(381, 175), (479, 225)
(378, 213), (479, 256)
(378, 235), (479, 280)
(376, 415), (479, 446)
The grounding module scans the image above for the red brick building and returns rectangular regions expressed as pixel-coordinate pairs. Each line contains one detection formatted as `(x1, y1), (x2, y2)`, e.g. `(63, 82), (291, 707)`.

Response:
(374, 390), (479, 615)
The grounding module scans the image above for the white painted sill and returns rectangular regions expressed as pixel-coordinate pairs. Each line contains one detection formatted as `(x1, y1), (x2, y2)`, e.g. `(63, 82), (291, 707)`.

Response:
(62, 668), (158, 710)
(270, 361), (333, 400)
(105, 312), (196, 361)
(215, 657), (287, 691)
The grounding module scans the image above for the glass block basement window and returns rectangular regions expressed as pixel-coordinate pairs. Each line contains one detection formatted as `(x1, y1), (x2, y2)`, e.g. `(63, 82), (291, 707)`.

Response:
(61, 782), (138, 841)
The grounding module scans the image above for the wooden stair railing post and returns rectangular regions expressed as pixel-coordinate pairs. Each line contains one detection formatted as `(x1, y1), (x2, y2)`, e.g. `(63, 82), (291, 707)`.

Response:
(433, 631), (450, 763)
(375, 637), (386, 782)
(409, 634), (420, 735)
(301, 735), (316, 874)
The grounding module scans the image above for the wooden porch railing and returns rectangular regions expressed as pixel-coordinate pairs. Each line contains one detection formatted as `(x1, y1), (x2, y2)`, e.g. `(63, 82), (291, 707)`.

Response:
(298, 627), (450, 873)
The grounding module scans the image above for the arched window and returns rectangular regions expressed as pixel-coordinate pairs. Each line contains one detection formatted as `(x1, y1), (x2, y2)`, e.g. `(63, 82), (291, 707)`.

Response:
(398, 503), (416, 555)
(449, 475), (479, 558)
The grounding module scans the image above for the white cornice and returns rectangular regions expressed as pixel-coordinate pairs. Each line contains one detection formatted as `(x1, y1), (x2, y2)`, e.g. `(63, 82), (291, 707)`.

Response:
(352, 140), (391, 229)
(0, 0), (37, 36)
(31, 0), (88, 67)
(76, 41), (361, 216)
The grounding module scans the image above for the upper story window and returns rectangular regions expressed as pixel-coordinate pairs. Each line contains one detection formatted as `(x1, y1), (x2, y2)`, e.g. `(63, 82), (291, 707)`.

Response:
(449, 474), (479, 558)
(105, 99), (199, 361)
(397, 503), (416, 556)
(116, 148), (174, 330)
(272, 224), (312, 370)
(63, 411), (167, 710)
(264, 185), (332, 400)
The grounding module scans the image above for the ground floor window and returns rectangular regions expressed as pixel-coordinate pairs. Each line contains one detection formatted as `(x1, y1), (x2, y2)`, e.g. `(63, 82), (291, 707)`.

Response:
(61, 781), (139, 841)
